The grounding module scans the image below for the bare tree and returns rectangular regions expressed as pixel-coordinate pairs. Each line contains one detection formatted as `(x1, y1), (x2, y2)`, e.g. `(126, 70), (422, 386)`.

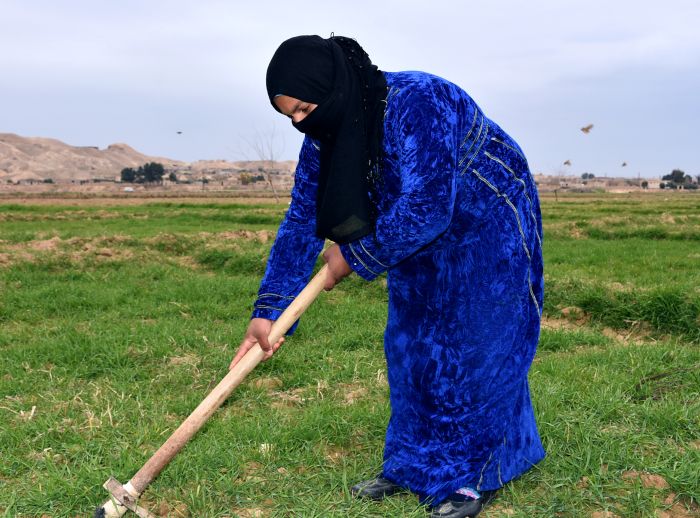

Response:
(241, 125), (285, 203)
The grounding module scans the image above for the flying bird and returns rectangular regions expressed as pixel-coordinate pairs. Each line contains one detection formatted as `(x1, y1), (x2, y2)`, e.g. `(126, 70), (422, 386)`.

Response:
(621, 162), (627, 167)
(580, 124), (594, 134)
(563, 160), (572, 166)
(176, 131), (183, 135)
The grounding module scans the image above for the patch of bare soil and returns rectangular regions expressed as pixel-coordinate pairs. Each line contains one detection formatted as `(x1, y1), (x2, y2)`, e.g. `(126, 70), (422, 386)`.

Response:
(337, 383), (368, 405)
(29, 237), (61, 250)
(167, 354), (200, 368)
(165, 353), (203, 381)
(577, 476), (591, 489)
(601, 328), (632, 342)
(236, 461), (266, 484)
(560, 305), (590, 323)
(590, 512), (620, 518)
(621, 470), (670, 489)
(660, 213), (677, 224)
(0, 235), (139, 267)
(252, 376), (283, 390)
(171, 255), (201, 270)
(542, 308), (652, 345)
(270, 387), (310, 408)
(149, 500), (189, 517)
(657, 493), (700, 518)
(228, 508), (268, 518)
(569, 222), (586, 239)
(541, 315), (583, 332)
(318, 443), (349, 464)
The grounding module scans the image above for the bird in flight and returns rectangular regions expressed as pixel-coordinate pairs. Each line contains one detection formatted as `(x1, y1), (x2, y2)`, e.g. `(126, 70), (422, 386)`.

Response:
(176, 131), (183, 135)
(621, 162), (627, 167)
(580, 124), (594, 134)
(563, 160), (572, 166)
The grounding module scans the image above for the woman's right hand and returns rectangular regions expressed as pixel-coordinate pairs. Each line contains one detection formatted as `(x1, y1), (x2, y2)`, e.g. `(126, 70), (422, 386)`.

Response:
(229, 318), (285, 369)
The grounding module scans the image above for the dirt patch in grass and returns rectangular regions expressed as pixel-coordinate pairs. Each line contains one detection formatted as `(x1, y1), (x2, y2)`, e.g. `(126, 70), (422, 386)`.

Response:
(569, 222), (586, 239)
(229, 507), (268, 517)
(660, 213), (677, 224)
(621, 470), (670, 489)
(323, 444), (349, 464)
(270, 387), (310, 408)
(171, 255), (202, 270)
(2, 237), (177, 269)
(542, 310), (652, 345)
(205, 230), (275, 243)
(252, 376), (284, 390)
(237, 461), (266, 484)
(29, 237), (62, 250)
(657, 493), (700, 518)
(541, 315), (584, 331)
(336, 382), (368, 405)
(601, 327), (632, 342)
(168, 354), (200, 367)
(0, 235), (138, 267)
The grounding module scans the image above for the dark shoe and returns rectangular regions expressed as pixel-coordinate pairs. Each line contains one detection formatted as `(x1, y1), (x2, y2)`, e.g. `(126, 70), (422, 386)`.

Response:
(429, 489), (498, 518)
(351, 476), (404, 500)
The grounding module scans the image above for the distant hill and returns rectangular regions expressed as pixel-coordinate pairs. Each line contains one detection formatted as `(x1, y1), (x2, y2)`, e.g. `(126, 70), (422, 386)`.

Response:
(0, 133), (296, 184)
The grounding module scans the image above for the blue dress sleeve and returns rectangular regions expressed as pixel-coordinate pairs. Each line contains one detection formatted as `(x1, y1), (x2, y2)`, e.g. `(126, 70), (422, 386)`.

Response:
(339, 85), (457, 280)
(251, 136), (324, 330)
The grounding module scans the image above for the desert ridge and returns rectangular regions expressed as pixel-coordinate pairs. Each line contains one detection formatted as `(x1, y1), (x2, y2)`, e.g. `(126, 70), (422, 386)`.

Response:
(0, 133), (296, 189)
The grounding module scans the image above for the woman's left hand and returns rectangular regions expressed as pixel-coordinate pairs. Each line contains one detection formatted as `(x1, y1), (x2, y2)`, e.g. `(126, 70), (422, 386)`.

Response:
(322, 244), (353, 290)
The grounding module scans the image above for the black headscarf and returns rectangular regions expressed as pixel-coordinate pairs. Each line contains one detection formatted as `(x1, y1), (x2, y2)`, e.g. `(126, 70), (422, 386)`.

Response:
(266, 35), (387, 244)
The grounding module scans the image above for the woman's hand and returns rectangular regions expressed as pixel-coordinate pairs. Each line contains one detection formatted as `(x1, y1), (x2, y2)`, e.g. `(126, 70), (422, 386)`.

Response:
(322, 244), (353, 291)
(229, 318), (285, 369)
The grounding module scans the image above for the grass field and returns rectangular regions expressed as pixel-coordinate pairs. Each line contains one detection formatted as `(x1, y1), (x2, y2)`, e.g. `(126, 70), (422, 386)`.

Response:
(1, 192), (698, 517)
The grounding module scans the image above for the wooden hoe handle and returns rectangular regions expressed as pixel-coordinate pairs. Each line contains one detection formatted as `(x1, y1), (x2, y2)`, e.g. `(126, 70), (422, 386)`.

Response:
(96, 265), (330, 518)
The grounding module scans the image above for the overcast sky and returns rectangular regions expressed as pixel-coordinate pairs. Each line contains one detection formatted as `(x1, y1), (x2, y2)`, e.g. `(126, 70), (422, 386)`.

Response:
(2, 0), (699, 178)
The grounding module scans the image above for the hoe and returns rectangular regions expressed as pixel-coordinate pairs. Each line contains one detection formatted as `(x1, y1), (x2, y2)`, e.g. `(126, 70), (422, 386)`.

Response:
(94, 265), (330, 517)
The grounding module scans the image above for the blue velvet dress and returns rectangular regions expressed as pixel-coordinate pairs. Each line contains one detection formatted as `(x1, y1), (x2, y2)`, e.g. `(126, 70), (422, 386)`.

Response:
(251, 71), (545, 505)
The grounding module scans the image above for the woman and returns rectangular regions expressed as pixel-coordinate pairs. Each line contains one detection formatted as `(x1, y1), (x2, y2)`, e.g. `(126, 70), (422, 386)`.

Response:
(230, 35), (545, 518)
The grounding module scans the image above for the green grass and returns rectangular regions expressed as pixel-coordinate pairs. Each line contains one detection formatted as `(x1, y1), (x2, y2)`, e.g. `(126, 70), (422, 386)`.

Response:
(1, 192), (699, 517)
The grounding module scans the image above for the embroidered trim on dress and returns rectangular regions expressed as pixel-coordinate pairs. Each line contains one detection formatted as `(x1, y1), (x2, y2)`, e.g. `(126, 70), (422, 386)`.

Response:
(470, 167), (541, 315)
(490, 136), (527, 162)
(359, 239), (389, 268)
(483, 151), (542, 247)
(258, 293), (295, 299)
(253, 304), (286, 312)
(464, 123), (490, 172)
(476, 450), (495, 491)
(458, 113), (484, 168)
(460, 109), (479, 148)
(348, 242), (381, 276)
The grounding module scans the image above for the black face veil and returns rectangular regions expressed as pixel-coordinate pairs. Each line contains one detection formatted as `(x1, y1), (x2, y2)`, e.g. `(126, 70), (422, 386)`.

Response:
(266, 35), (388, 244)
